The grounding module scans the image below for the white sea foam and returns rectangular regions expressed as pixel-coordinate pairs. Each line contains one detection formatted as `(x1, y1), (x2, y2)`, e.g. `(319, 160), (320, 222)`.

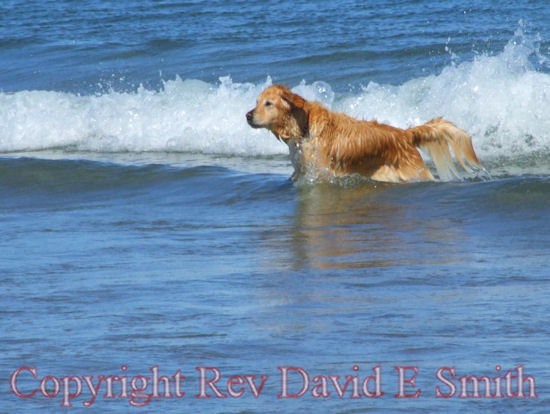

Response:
(0, 76), (285, 156)
(339, 27), (550, 162)
(1, 29), (549, 174)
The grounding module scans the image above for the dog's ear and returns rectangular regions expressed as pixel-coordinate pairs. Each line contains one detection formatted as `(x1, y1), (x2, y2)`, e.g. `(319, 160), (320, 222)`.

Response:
(278, 88), (308, 139)
(280, 88), (306, 110)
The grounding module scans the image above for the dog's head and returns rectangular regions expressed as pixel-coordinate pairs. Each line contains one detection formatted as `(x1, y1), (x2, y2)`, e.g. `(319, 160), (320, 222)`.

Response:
(246, 85), (308, 142)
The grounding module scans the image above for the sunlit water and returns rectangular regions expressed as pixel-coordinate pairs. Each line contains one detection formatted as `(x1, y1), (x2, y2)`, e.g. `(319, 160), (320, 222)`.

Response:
(1, 1), (550, 412)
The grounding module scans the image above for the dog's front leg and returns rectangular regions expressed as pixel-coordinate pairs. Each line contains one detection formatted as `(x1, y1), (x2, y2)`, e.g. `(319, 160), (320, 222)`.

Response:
(287, 139), (304, 180)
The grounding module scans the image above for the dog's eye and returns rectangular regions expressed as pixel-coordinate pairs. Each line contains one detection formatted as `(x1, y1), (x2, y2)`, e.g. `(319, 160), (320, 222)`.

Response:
(264, 100), (273, 107)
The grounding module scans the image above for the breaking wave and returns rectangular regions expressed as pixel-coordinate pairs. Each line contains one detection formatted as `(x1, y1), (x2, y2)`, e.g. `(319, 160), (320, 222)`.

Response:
(1, 28), (549, 175)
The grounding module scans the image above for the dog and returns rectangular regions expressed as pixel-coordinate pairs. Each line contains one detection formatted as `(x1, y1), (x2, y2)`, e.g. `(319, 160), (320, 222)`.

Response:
(246, 85), (483, 182)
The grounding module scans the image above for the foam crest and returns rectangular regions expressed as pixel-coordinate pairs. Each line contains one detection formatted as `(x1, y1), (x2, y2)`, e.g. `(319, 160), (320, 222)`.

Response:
(0, 76), (286, 156)
(338, 27), (550, 161)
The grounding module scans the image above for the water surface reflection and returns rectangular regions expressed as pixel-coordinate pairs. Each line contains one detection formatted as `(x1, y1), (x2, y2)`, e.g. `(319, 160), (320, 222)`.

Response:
(286, 181), (467, 271)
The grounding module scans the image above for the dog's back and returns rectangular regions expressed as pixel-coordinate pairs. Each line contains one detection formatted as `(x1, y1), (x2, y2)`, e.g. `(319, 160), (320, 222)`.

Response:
(301, 103), (433, 181)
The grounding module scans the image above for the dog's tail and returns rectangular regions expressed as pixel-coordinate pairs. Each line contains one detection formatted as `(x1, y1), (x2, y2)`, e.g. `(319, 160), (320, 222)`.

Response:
(408, 118), (483, 180)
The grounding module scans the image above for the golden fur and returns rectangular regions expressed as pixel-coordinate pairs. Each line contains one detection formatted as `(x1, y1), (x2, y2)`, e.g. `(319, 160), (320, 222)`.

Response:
(246, 84), (482, 182)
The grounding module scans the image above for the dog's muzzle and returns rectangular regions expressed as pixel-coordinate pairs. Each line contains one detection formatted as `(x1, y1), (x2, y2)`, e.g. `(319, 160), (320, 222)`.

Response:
(246, 110), (260, 128)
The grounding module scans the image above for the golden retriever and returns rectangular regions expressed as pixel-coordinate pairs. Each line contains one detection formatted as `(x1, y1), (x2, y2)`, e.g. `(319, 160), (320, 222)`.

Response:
(246, 84), (483, 182)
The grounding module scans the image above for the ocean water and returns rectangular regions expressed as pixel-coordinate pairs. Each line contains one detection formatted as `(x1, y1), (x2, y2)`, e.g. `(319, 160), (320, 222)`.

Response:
(1, 1), (550, 412)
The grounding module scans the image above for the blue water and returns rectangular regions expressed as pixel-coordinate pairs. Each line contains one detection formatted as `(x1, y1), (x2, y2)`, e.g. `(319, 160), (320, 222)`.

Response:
(2, 1), (550, 412)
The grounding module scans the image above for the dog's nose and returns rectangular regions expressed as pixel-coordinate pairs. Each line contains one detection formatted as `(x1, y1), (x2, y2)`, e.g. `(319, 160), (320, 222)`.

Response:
(246, 110), (253, 121)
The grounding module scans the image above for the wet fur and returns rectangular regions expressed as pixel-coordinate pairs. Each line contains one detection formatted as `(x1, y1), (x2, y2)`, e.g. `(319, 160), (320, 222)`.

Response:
(246, 85), (482, 182)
